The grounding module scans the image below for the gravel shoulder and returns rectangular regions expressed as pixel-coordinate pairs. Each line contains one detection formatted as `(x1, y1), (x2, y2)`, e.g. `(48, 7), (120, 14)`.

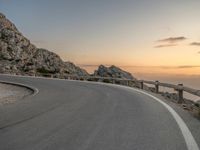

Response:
(0, 83), (33, 105)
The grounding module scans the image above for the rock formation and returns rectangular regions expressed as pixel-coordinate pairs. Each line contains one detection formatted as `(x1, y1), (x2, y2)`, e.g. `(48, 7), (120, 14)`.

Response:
(93, 65), (135, 79)
(0, 12), (88, 77)
(0, 12), (138, 81)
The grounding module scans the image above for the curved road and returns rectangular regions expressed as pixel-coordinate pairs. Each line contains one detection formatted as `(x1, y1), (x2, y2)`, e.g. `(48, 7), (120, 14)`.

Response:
(0, 75), (198, 150)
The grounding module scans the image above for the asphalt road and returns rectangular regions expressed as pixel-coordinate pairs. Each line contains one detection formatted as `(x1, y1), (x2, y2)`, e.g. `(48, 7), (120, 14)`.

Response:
(0, 75), (198, 150)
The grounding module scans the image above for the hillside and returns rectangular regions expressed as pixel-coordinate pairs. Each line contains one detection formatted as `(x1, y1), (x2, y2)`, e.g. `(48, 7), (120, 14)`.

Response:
(0, 12), (88, 77)
(0, 12), (137, 80)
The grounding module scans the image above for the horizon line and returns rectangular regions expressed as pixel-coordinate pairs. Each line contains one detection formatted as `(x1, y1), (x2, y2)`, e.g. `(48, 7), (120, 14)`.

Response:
(78, 64), (200, 69)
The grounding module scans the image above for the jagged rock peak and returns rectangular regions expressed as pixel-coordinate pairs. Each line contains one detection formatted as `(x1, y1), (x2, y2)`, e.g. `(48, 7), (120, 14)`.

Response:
(0, 12), (17, 31)
(94, 65), (135, 80)
(0, 13), (5, 18)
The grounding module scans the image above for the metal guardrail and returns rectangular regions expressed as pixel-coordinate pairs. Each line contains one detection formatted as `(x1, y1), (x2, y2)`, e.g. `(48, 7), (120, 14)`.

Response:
(47, 74), (200, 104)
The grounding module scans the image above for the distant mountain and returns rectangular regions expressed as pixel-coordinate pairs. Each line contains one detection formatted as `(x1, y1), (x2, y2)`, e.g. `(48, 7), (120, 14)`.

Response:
(0, 12), (88, 77)
(93, 65), (135, 80)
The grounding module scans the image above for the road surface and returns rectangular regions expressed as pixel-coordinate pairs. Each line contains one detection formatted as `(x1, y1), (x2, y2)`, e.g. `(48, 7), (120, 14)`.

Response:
(0, 75), (199, 150)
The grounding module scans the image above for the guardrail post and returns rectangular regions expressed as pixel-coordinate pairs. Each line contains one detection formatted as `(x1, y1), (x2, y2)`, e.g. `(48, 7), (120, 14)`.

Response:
(140, 80), (144, 89)
(177, 84), (184, 103)
(155, 81), (159, 93)
(112, 79), (115, 84)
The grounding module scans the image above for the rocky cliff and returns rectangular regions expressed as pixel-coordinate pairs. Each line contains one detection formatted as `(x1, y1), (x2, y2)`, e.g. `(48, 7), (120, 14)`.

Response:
(0, 12), (88, 77)
(94, 65), (135, 80)
(0, 12), (137, 80)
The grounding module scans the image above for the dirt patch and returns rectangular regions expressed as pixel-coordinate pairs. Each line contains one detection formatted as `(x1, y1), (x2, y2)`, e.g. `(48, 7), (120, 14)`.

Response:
(0, 83), (33, 105)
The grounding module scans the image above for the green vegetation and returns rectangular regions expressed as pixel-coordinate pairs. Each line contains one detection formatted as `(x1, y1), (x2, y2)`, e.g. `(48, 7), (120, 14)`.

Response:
(37, 68), (55, 74)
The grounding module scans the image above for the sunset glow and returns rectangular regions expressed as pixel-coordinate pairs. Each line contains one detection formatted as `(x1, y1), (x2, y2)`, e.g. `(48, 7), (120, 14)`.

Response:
(1, 0), (200, 76)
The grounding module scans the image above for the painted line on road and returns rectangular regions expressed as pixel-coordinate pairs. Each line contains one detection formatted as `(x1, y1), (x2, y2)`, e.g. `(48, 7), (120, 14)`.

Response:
(0, 74), (199, 150)
(67, 80), (199, 150)
(114, 85), (199, 150)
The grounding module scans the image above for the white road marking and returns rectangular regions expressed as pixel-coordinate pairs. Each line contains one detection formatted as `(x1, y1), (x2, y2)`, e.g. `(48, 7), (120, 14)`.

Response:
(119, 86), (199, 150)
(0, 74), (199, 150)
(67, 80), (199, 150)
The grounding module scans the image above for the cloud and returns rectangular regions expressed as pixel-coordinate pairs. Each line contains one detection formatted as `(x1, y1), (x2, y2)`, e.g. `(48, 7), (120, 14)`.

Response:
(154, 36), (187, 48)
(190, 42), (200, 46)
(154, 65), (200, 69)
(158, 36), (187, 43)
(154, 44), (177, 48)
(177, 65), (200, 69)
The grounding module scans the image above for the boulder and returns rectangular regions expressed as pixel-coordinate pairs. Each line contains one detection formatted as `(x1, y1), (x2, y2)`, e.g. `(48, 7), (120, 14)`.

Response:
(193, 100), (200, 117)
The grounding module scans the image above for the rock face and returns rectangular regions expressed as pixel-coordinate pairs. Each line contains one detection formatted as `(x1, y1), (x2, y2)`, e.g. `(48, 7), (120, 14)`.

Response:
(64, 62), (88, 76)
(0, 12), (88, 77)
(94, 65), (135, 79)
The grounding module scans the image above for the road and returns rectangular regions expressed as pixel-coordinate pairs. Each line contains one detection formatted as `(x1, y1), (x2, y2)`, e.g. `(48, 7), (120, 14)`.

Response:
(0, 75), (199, 150)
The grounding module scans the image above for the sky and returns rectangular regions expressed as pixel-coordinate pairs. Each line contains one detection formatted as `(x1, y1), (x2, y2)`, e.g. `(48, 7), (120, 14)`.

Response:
(0, 0), (200, 75)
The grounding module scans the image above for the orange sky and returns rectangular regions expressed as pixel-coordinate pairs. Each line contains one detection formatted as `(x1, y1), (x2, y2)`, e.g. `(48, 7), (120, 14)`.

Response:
(2, 0), (200, 75)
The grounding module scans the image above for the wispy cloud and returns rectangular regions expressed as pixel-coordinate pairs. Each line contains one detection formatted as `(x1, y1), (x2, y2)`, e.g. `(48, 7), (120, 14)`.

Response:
(154, 44), (177, 48)
(158, 36), (187, 43)
(177, 65), (200, 68)
(190, 42), (200, 46)
(154, 36), (187, 48)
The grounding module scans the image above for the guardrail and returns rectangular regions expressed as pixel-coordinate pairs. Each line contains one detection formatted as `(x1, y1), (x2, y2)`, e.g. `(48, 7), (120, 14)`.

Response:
(46, 74), (200, 104)
(139, 80), (200, 103)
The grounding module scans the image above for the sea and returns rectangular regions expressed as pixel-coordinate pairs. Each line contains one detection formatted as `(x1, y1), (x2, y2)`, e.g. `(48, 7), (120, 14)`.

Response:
(81, 65), (200, 101)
